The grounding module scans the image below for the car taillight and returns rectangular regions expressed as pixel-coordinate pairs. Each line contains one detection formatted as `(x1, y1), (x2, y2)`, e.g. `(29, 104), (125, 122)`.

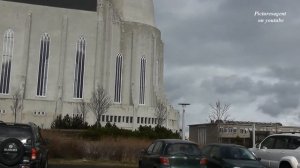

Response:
(31, 148), (37, 160)
(160, 156), (170, 166)
(200, 158), (208, 165)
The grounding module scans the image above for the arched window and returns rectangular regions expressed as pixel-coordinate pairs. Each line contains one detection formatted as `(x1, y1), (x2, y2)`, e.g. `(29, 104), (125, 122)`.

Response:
(114, 53), (123, 103)
(139, 57), (146, 104)
(37, 33), (50, 96)
(73, 36), (86, 98)
(0, 29), (14, 94)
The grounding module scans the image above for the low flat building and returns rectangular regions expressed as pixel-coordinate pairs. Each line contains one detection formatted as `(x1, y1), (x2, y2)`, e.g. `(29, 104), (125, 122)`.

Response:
(189, 120), (300, 147)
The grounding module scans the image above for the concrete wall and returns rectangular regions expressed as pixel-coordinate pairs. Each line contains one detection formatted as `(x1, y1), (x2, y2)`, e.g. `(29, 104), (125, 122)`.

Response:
(111, 0), (155, 27)
(0, 0), (180, 131)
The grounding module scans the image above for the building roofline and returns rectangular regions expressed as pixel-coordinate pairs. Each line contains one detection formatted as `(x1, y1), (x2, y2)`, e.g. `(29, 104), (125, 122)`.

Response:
(189, 120), (282, 127)
(2, 0), (97, 11)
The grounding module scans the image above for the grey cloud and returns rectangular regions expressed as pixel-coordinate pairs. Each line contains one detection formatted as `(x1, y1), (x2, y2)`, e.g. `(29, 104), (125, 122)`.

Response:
(155, 0), (300, 68)
(199, 75), (300, 116)
(265, 66), (300, 82)
(258, 99), (282, 116)
(258, 94), (300, 116)
(201, 75), (254, 95)
(154, 0), (300, 125)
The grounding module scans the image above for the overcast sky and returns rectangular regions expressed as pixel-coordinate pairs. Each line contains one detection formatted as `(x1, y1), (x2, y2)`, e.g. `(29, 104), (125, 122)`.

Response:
(153, 0), (300, 128)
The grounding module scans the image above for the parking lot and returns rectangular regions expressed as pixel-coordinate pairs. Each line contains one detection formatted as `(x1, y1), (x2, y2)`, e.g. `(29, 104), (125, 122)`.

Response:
(49, 165), (136, 168)
(48, 161), (137, 168)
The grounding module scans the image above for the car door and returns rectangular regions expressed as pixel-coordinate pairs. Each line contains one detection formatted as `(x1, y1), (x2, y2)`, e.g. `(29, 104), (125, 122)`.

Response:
(254, 136), (276, 167)
(143, 141), (164, 168)
(140, 142), (155, 168)
(207, 146), (222, 168)
(268, 136), (290, 168)
(149, 141), (164, 168)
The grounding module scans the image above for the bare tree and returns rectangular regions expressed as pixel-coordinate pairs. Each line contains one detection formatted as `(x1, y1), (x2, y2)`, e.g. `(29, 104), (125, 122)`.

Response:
(209, 100), (231, 143)
(77, 99), (89, 122)
(154, 100), (168, 127)
(88, 85), (112, 127)
(209, 100), (231, 122)
(11, 89), (24, 123)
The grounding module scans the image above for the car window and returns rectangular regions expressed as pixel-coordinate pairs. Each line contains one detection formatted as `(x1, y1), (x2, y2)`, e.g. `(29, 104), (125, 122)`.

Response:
(147, 143), (155, 154)
(210, 146), (220, 158)
(288, 137), (300, 149)
(152, 141), (163, 154)
(261, 136), (276, 149)
(0, 125), (32, 144)
(221, 146), (256, 160)
(274, 136), (289, 149)
(202, 145), (212, 156)
(166, 143), (201, 155)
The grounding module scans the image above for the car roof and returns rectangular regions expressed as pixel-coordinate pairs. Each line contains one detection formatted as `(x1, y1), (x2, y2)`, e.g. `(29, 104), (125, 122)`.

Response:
(0, 121), (36, 128)
(270, 133), (300, 136)
(206, 143), (246, 148)
(155, 139), (197, 144)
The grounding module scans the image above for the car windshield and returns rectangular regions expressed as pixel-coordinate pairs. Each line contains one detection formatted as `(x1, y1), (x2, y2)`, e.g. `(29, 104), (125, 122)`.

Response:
(0, 125), (32, 144)
(166, 143), (201, 156)
(220, 146), (256, 160)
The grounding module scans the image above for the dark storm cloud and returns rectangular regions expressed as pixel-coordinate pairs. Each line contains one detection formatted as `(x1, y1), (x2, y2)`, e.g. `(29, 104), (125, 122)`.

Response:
(201, 75), (254, 95)
(199, 75), (300, 116)
(154, 0), (300, 124)
(155, 0), (300, 67)
(258, 94), (300, 116)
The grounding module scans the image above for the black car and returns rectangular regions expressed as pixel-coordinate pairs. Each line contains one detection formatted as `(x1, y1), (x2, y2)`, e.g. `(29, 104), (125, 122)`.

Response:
(200, 143), (265, 168)
(138, 139), (202, 168)
(0, 121), (48, 168)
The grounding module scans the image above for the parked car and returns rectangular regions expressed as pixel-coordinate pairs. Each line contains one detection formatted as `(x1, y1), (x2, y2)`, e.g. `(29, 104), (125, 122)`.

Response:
(200, 143), (265, 168)
(138, 139), (203, 168)
(249, 133), (300, 168)
(0, 121), (48, 168)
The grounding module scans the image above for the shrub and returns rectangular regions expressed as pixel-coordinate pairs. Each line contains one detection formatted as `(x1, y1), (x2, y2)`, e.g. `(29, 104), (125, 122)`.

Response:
(51, 114), (89, 129)
(42, 130), (151, 162)
(80, 125), (180, 140)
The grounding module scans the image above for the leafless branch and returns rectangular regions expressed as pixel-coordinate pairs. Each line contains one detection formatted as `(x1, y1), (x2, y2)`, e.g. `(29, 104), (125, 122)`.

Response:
(155, 100), (168, 126)
(209, 100), (231, 122)
(10, 89), (23, 123)
(88, 85), (112, 127)
(77, 99), (89, 122)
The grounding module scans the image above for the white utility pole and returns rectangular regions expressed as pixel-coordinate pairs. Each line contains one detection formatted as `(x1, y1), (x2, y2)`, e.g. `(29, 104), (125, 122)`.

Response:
(178, 103), (190, 140)
(253, 124), (256, 148)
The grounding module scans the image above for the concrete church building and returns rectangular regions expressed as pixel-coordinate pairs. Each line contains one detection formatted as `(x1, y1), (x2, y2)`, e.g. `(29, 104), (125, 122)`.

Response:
(0, 0), (180, 131)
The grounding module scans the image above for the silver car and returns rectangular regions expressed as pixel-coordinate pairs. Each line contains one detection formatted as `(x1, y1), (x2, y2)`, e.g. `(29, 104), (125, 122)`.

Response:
(250, 133), (300, 168)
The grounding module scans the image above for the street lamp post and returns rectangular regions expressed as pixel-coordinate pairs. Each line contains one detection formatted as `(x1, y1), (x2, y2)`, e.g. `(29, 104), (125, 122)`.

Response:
(178, 103), (190, 140)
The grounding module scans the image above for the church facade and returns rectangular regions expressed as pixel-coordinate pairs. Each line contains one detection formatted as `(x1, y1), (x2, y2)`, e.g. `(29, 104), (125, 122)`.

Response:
(0, 0), (180, 131)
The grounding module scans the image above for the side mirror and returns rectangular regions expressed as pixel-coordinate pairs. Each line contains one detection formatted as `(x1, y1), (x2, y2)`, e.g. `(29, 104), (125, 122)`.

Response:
(256, 157), (261, 161)
(256, 143), (261, 149)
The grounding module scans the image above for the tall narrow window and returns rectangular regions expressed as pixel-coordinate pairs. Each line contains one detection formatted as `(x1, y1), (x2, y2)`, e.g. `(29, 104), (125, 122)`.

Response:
(139, 57), (146, 104)
(37, 33), (50, 96)
(114, 53), (123, 102)
(73, 36), (86, 98)
(155, 60), (159, 87)
(0, 29), (14, 94)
